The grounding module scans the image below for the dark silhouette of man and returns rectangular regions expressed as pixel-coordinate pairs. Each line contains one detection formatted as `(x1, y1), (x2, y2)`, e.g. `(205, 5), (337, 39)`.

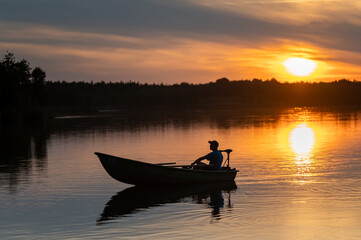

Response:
(192, 140), (223, 170)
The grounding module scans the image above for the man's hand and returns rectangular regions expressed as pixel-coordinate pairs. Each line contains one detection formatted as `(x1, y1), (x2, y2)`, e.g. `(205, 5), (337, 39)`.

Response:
(191, 159), (200, 166)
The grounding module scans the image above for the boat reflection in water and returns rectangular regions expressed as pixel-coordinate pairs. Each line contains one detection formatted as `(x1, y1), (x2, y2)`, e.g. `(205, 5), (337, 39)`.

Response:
(97, 181), (237, 224)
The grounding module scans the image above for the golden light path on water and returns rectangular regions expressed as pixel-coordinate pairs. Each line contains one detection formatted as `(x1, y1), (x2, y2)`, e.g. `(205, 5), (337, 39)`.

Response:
(289, 123), (315, 165)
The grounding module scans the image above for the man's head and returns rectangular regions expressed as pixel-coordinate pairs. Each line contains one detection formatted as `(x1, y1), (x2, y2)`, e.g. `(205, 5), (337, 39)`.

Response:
(208, 140), (219, 151)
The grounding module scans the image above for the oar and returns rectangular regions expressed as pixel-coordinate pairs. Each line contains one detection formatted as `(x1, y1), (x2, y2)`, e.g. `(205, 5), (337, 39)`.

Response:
(155, 162), (177, 165)
(166, 165), (192, 168)
(155, 162), (193, 168)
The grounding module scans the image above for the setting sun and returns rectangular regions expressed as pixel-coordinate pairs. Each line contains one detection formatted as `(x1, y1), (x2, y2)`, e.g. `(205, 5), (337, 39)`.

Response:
(282, 57), (317, 77)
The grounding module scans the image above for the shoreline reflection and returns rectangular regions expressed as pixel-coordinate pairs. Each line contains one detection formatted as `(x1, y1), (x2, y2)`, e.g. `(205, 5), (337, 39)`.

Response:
(0, 125), (49, 193)
(97, 181), (237, 225)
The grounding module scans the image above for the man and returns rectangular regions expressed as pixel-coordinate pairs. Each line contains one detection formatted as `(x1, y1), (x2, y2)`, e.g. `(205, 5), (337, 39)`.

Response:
(191, 140), (223, 170)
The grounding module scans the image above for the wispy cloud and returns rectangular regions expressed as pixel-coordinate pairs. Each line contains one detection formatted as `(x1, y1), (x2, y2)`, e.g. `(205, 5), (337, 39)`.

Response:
(190, 0), (361, 25)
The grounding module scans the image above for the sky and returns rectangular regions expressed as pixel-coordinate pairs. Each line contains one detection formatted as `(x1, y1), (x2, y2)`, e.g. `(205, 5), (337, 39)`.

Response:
(1, 0), (361, 84)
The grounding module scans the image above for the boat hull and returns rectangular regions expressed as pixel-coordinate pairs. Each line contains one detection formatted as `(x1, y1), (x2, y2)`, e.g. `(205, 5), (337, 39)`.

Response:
(95, 152), (238, 185)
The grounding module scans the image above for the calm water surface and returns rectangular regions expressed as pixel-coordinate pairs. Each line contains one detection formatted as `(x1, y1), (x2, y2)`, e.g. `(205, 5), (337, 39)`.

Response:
(1, 107), (361, 240)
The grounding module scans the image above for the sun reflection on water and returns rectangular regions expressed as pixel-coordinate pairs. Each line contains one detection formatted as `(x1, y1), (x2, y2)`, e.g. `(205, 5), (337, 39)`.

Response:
(289, 123), (315, 165)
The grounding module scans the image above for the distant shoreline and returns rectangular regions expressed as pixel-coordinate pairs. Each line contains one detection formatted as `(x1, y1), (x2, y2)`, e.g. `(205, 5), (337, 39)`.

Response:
(44, 78), (361, 110)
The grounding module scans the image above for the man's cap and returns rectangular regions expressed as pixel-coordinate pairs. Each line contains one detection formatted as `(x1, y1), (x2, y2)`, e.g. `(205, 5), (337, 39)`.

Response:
(208, 140), (219, 147)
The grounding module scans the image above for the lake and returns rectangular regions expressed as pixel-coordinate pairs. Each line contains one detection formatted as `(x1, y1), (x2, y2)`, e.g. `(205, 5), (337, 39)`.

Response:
(1, 107), (361, 240)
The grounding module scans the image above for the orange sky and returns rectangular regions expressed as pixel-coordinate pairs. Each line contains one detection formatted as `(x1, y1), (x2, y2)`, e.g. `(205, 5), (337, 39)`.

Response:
(1, 0), (361, 83)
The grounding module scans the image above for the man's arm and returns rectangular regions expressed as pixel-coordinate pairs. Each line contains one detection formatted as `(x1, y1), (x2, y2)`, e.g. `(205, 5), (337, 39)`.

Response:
(191, 155), (207, 165)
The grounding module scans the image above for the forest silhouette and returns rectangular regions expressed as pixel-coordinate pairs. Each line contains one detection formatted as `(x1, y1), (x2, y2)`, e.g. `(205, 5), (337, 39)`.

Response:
(1, 52), (361, 125)
(45, 77), (361, 109)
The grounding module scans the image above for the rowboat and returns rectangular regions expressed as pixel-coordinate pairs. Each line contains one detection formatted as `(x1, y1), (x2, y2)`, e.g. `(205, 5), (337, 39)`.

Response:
(97, 181), (237, 224)
(95, 151), (238, 185)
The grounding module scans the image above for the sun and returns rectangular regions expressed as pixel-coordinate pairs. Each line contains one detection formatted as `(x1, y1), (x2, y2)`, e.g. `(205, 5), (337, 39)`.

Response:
(282, 57), (317, 77)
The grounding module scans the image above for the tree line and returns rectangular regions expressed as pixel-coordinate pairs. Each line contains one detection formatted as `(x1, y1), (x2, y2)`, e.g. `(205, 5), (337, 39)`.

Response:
(45, 77), (361, 109)
(2, 53), (361, 125)
(0, 52), (47, 125)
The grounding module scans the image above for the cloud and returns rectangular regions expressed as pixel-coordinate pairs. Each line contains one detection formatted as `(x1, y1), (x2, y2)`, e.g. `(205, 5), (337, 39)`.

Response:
(190, 0), (361, 25)
(0, 0), (291, 40)
(2, 0), (361, 52)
